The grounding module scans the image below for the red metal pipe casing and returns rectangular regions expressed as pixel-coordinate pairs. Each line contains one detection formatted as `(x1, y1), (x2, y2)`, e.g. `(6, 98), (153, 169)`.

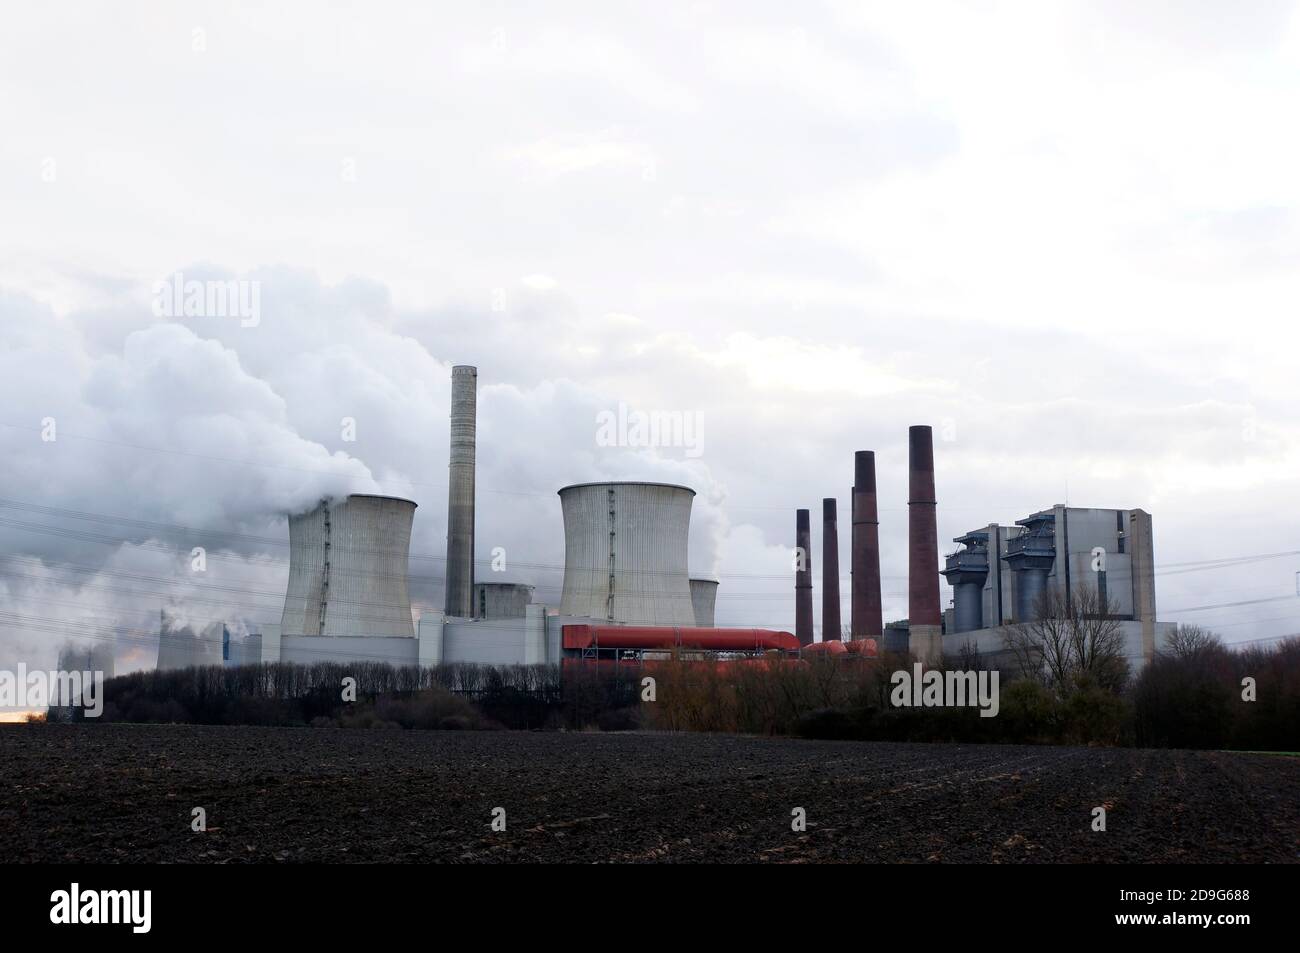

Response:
(561, 624), (800, 652)
(803, 639), (848, 655)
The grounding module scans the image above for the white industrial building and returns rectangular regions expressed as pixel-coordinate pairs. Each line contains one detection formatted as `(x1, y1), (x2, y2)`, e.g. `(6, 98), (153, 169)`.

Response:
(473, 582), (534, 620)
(47, 641), (116, 721)
(157, 613), (224, 669)
(940, 505), (1172, 670)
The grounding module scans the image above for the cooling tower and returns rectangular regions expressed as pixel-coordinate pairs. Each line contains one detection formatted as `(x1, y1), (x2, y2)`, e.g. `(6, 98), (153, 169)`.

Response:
(281, 494), (417, 638)
(558, 482), (696, 625)
(445, 365), (477, 618)
(689, 578), (719, 627)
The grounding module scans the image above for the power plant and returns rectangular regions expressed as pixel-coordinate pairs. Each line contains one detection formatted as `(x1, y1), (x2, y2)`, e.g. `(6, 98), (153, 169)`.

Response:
(190, 364), (792, 673)
(281, 495), (418, 639)
(557, 482), (696, 625)
(156, 362), (1172, 674)
(940, 506), (1169, 669)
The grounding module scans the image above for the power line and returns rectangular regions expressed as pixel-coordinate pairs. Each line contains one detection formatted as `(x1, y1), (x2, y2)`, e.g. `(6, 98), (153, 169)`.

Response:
(1164, 594), (1300, 614)
(2, 496), (1295, 582)
(0, 421), (1139, 515)
(3, 497), (1299, 647)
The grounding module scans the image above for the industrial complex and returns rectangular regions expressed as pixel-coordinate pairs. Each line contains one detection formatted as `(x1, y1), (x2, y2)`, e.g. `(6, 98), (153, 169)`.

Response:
(940, 505), (1168, 669)
(158, 364), (1172, 675)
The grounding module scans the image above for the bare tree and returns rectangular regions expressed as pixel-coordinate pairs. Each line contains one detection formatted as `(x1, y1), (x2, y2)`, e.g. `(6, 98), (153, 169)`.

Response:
(1004, 588), (1074, 688)
(1002, 583), (1129, 692)
(1069, 583), (1129, 689)
(1163, 623), (1221, 659)
(808, 654), (841, 708)
(955, 639), (983, 672)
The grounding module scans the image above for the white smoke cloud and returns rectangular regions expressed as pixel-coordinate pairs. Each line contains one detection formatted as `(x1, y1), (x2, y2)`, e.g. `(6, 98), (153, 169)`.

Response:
(0, 271), (746, 678)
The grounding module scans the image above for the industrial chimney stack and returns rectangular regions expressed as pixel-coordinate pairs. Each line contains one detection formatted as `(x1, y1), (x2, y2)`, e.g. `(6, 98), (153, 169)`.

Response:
(795, 508), (814, 646)
(444, 365), (477, 618)
(907, 425), (943, 662)
(851, 450), (883, 639)
(821, 499), (841, 640)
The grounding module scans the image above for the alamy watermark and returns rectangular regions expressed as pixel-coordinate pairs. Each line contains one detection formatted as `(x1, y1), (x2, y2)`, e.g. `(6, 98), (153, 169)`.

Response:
(152, 272), (261, 327)
(1, 664), (104, 717)
(50, 883), (151, 933)
(890, 663), (999, 718)
(595, 402), (704, 457)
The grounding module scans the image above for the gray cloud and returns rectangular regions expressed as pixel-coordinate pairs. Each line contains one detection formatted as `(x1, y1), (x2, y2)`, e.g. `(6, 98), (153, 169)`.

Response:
(2, 2), (1299, 689)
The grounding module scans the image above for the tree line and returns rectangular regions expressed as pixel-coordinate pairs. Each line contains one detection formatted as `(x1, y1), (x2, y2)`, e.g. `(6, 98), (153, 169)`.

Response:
(55, 585), (1299, 751)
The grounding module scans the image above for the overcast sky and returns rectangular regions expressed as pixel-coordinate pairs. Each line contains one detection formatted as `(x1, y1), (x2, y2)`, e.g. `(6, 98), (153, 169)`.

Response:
(2, 1), (1299, 684)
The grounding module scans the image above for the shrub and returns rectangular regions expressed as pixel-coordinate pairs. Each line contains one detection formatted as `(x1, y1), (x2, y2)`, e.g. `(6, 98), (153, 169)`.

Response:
(1132, 649), (1234, 748)
(794, 707), (856, 740)
(77, 638), (1300, 750)
(996, 678), (1059, 743)
(1060, 675), (1130, 745)
(596, 707), (641, 732)
(374, 688), (476, 729)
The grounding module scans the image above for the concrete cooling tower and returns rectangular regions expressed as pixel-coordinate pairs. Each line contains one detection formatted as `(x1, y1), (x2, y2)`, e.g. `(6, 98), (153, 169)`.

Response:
(281, 494), (417, 638)
(558, 482), (696, 625)
(689, 578), (718, 627)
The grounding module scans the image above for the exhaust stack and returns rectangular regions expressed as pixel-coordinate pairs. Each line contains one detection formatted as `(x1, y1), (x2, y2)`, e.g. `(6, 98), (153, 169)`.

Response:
(822, 499), (841, 640)
(851, 451), (883, 638)
(908, 425), (942, 662)
(795, 508), (814, 646)
(444, 365), (477, 618)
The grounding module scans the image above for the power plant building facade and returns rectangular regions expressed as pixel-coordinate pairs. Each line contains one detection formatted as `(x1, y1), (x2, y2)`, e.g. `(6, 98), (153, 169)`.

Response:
(941, 505), (1171, 668)
(157, 614), (225, 671)
(794, 433), (1171, 670)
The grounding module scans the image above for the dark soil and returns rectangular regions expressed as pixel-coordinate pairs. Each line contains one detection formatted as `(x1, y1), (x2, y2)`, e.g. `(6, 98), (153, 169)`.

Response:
(3, 724), (1296, 863)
